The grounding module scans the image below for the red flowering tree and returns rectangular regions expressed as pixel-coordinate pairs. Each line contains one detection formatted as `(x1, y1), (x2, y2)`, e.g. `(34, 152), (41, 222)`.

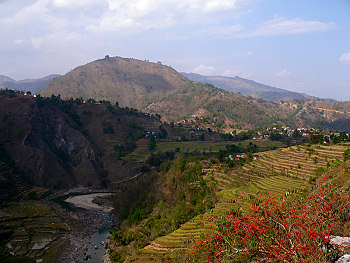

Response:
(187, 184), (350, 262)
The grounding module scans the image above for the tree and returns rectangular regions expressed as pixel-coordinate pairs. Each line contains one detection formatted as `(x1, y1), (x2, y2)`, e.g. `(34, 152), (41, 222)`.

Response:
(344, 149), (350, 161)
(187, 185), (350, 262)
(148, 137), (156, 151)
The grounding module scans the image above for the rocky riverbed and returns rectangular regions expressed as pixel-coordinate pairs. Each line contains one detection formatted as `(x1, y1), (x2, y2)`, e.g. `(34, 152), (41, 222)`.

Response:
(57, 193), (116, 263)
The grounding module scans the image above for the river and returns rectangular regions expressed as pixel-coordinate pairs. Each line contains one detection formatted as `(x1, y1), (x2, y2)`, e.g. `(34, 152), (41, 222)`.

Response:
(60, 192), (114, 263)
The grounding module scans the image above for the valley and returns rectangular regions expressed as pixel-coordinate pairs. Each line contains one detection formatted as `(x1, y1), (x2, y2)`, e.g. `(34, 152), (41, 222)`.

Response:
(118, 143), (350, 262)
(1, 0), (350, 261)
(0, 56), (350, 263)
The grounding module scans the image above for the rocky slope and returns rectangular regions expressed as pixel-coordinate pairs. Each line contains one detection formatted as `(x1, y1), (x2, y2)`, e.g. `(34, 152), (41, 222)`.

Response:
(0, 89), (224, 192)
(0, 92), (103, 189)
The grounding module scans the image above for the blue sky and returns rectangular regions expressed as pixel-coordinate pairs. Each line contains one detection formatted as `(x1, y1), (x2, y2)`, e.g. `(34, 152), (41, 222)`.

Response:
(0, 0), (349, 100)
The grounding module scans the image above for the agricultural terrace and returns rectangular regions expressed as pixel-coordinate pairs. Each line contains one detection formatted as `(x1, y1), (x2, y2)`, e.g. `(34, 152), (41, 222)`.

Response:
(129, 144), (348, 262)
(156, 140), (285, 154)
(0, 201), (69, 262)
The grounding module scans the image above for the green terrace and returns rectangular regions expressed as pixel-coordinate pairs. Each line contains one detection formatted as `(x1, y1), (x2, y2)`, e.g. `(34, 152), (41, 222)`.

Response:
(0, 201), (69, 263)
(125, 143), (350, 262)
(156, 140), (286, 154)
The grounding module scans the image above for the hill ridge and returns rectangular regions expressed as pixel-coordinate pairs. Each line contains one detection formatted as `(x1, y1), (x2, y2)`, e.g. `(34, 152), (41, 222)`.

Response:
(40, 56), (350, 130)
(181, 72), (322, 102)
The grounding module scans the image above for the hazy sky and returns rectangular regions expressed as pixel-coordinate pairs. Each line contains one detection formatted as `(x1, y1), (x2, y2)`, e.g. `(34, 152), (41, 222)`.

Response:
(0, 0), (349, 100)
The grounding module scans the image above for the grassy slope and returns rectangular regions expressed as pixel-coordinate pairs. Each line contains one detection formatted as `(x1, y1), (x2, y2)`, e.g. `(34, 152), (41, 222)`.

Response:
(127, 144), (348, 262)
(41, 57), (190, 110)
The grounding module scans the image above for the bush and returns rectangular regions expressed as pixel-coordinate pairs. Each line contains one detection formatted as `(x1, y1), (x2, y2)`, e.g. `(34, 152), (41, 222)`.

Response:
(344, 149), (350, 161)
(330, 159), (342, 167)
(187, 185), (350, 262)
(109, 247), (126, 263)
(27, 191), (37, 199)
(314, 167), (327, 176)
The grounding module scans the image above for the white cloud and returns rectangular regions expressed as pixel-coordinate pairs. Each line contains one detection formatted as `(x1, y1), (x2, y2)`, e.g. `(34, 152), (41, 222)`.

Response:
(196, 25), (244, 37)
(249, 17), (336, 37)
(339, 52), (350, 64)
(105, 0), (246, 14)
(2, 0), (69, 31)
(276, 69), (292, 77)
(87, 0), (253, 33)
(13, 39), (24, 45)
(50, 0), (99, 8)
(193, 64), (217, 76)
(195, 17), (335, 39)
(229, 51), (254, 57)
(31, 37), (43, 49)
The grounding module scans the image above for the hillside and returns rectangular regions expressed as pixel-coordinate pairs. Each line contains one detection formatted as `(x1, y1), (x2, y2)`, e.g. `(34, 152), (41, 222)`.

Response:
(108, 142), (350, 262)
(40, 56), (350, 130)
(0, 75), (15, 83)
(182, 72), (317, 102)
(0, 89), (225, 195)
(41, 56), (190, 110)
(0, 74), (60, 94)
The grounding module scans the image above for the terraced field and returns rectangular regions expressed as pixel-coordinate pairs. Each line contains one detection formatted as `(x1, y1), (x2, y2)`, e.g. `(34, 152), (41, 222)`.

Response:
(127, 144), (348, 262)
(0, 201), (69, 262)
(156, 140), (285, 154)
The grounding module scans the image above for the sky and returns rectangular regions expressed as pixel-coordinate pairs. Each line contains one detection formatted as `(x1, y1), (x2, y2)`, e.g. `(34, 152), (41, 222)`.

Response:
(0, 0), (349, 100)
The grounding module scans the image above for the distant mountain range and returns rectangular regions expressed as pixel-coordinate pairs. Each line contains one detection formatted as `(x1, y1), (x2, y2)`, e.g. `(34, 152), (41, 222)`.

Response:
(39, 56), (350, 130)
(181, 73), (334, 102)
(1, 67), (335, 103)
(0, 74), (60, 94)
(0, 75), (15, 83)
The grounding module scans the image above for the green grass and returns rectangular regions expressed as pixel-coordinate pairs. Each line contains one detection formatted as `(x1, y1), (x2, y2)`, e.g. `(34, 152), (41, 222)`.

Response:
(156, 140), (286, 153)
(123, 152), (150, 162)
(221, 129), (247, 134)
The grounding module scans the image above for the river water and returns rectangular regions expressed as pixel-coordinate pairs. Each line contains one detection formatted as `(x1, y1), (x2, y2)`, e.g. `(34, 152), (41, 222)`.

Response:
(87, 221), (112, 263)
(63, 193), (114, 263)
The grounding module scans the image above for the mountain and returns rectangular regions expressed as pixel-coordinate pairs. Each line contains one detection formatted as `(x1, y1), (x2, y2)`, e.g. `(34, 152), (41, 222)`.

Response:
(40, 56), (349, 130)
(42, 56), (190, 110)
(0, 74), (60, 94)
(40, 56), (284, 126)
(0, 75), (15, 83)
(181, 72), (316, 102)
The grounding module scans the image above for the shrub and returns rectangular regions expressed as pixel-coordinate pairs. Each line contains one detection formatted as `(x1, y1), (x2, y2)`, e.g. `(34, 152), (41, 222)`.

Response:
(27, 191), (37, 199)
(109, 247), (127, 263)
(344, 149), (350, 161)
(330, 159), (342, 168)
(187, 185), (350, 262)
(314, 167), (327, 176)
